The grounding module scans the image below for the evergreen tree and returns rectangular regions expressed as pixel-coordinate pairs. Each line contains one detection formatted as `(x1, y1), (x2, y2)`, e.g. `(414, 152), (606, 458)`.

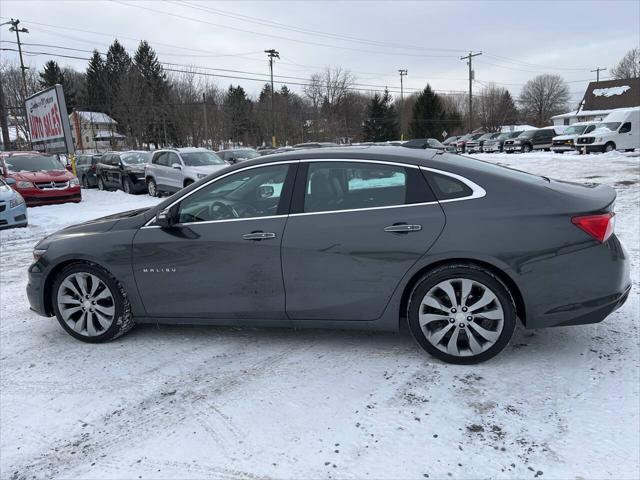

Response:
(410, 85), (446, 139)
(363, 88), (399, 141)
(133, 40), (168, 146)
(39, 61), (64, 89)
(104, 39), (132, 114)
(224, 85), (252, 143)
(85, 50), (107, 110)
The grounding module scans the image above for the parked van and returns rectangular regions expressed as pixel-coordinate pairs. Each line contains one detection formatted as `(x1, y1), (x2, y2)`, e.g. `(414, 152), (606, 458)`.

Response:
(551, 122), (598, 153)
(576, 107), (640, 153)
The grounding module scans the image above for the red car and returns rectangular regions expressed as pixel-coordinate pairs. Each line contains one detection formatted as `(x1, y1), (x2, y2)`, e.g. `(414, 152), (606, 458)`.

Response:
(0, 152), (81, 206)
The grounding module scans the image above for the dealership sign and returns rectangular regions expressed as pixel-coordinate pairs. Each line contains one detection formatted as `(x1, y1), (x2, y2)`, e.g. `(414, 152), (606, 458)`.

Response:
(25, 84), (74, 154)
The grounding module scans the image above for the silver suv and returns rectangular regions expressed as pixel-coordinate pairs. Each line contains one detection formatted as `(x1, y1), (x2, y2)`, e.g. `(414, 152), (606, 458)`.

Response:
(145, 148), (228, 197)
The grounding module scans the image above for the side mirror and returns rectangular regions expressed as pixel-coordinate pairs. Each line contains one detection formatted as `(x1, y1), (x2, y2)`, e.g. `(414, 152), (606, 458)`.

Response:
(257, 185), (274, 199)
(155, 206), (178, 228)
(172, 163), (182, 170)
(4, 177), (16, 186)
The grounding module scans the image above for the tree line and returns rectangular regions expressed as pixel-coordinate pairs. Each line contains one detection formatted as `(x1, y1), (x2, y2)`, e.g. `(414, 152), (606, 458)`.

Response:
(1, 42), (637, 149)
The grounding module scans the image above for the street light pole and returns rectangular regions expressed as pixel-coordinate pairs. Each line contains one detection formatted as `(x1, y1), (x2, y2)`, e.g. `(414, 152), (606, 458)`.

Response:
(398, 69), (407, 141)
(265, 49), (279, 147)
(460, 51), (482, 132)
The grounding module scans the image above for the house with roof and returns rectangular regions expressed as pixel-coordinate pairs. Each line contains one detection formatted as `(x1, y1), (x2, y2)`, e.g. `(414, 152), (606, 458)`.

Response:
(70, 111), (126, 152)
(551, 77), (640, 126)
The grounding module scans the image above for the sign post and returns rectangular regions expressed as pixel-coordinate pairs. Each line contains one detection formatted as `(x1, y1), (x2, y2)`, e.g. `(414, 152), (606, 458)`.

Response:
(25, 84), (74, 155)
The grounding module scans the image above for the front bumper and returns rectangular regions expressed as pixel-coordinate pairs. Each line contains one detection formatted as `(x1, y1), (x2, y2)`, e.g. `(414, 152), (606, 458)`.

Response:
(551, 145), (574, 153)
(27, 261), (48, 316)
(503, 144), (523, 152)
(0, 201), (28, 229)
(17, 186), (82, 206)
(575, 145), (606, 153)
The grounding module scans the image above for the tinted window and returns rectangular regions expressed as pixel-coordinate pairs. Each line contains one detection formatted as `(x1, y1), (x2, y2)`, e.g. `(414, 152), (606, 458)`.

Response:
(177, 164), (289, 223)
(153, 152), (168, 166)
(424, 172), (473, 200)
(304, 162), (407, 213)
(619, 122), (631, 133)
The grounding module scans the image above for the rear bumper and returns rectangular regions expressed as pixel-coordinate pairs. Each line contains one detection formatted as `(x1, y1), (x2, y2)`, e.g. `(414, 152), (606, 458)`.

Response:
(524, 235), (631, 329)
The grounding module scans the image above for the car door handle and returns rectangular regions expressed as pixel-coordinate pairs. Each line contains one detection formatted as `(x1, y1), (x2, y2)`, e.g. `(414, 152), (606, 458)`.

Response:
(242, 231), (277, 241)
(384, 224), (422, 233)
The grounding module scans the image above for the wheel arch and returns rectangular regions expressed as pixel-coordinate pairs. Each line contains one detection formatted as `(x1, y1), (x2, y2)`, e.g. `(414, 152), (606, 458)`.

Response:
(42, 258), (113, 316)
(398, 257), (527, 328)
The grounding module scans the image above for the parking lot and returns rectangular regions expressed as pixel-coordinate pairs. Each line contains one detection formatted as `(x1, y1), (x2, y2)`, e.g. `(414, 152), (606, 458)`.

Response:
(1, 151), (638, 479)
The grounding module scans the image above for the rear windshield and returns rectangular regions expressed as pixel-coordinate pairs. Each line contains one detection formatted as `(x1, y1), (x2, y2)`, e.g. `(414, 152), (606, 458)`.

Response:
(233, 150), (260, 160)
(4, 155), (64, 172)
(181, 151), (225, 166)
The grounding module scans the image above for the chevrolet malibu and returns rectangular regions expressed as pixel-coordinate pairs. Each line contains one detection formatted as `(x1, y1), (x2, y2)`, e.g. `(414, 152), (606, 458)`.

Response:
(26, 147), (630, 364)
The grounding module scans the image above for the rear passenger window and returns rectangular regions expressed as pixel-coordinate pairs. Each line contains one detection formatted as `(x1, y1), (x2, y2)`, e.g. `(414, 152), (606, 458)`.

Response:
(304, 162), (407, 213)
(424, 171), (473, 200)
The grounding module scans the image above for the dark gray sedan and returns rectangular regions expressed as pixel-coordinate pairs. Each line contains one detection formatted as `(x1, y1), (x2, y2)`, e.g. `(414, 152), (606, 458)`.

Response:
(26, 147), (630, 364)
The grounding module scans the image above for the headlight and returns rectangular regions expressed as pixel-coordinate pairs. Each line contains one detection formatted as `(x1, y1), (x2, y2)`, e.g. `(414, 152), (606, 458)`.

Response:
(197, 173), (207, 179)
(69, 178), (80, 186)
(10, 193), (25, 208)
(17, 181), (34, 188)
(33, 249), (47, 262)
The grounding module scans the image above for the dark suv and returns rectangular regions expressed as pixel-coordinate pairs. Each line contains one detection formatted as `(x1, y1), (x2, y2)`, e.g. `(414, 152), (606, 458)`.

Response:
(96, 151), (150, 194)
(74, 154), (102, 188)
(503, 128), (557, 153)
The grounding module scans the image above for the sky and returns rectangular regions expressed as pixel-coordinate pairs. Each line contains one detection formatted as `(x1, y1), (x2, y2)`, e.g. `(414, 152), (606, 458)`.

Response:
(0, 0), (638, 107)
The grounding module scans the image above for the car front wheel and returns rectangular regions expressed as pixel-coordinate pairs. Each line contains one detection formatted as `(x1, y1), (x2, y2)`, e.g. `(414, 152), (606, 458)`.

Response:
(52, 263), (135, 343)
(97, 177), (106, 191)
(147, 178), (158, 197)
(604, 142), (616, 153)
(122, 177), (134, 194)
(522, 144), (532, 153)
(407, 264), (516, 364)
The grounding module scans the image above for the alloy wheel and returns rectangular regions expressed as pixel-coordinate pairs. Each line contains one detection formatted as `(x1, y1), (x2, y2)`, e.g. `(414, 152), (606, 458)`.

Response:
(56, 272), (115, 337)
(147, 180), (157, 197)
(419, 278), (504, 357)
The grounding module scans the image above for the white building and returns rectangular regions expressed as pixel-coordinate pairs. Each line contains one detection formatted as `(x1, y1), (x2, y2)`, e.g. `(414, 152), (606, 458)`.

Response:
(70, 111), (126, 152)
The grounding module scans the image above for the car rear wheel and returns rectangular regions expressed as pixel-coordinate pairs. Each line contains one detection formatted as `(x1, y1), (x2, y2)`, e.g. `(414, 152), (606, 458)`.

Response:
(407, 264), (516, 364)
(147, 178), (158, 197)
(52, 263), (134, 343)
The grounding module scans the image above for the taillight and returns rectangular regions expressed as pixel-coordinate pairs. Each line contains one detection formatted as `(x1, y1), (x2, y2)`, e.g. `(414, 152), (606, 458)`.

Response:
(571, 212), (615, 243)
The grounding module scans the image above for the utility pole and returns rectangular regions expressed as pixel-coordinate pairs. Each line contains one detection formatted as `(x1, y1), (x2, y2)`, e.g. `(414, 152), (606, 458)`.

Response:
(590, 67), (607, 82)
(460, 51), (482, 132)
(202, 92), (208, 148)
(0, 76), (11, 150)
(398, 69), (407, 141)
(6, 19), (29, 102)
(265, 49), (279, 147)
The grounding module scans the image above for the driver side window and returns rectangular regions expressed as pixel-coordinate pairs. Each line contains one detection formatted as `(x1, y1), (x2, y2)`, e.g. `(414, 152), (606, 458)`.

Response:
(177, 164), (289, 224)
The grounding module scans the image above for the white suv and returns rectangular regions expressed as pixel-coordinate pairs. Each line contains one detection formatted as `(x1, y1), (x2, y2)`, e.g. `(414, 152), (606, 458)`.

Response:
(145, 148), (228, 196)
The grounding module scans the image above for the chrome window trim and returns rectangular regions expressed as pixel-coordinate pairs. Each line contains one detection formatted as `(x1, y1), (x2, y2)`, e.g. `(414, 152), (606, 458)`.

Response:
(142, 214), (287, 229)
(289, 201), (439, 217)
(419, 166), (487, 203)
(143, 160), (299, 227)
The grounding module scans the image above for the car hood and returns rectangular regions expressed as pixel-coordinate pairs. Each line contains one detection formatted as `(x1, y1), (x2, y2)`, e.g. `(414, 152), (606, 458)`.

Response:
(8, 170), (73, 182)
(36, 208), (152, 248)
(0, 184), (18, 200)
(553, 134), (578, 141)
(186, 164), (228, 175)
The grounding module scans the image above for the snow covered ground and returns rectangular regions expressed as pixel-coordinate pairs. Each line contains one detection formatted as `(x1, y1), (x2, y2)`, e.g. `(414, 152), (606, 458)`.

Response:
(1, 151), (638, 480)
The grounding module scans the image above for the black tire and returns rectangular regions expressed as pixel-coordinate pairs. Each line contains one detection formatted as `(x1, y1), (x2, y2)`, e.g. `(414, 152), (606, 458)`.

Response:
(122, 177), (134, 194)
(51, 262), (135, 343)
(604, 142), (616, 153)
(522, 144), (532, 153)
(147, 178), (159, 197)
(97, 176), (106, 191)
(407, 263), (517, 365)
(184, 180), (194, 188)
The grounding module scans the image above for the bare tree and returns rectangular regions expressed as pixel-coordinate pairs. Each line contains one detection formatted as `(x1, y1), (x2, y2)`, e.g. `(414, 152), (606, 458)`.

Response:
(611, 48), (640, 80)
(0, 60), (40, 146)
(478, 84), (519, 131)
(518, 74), (569, 126)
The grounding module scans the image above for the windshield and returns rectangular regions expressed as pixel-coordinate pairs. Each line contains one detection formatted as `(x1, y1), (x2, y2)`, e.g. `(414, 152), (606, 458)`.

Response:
(562, 125), (588, 135)
(181, 151), (225, 166)
(518, 130), (537, 139)
(233, 150), (260, 160)
(4, 155), (64, 172)
(594, 122), (621, 132)
(121, 152), (149, 165)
